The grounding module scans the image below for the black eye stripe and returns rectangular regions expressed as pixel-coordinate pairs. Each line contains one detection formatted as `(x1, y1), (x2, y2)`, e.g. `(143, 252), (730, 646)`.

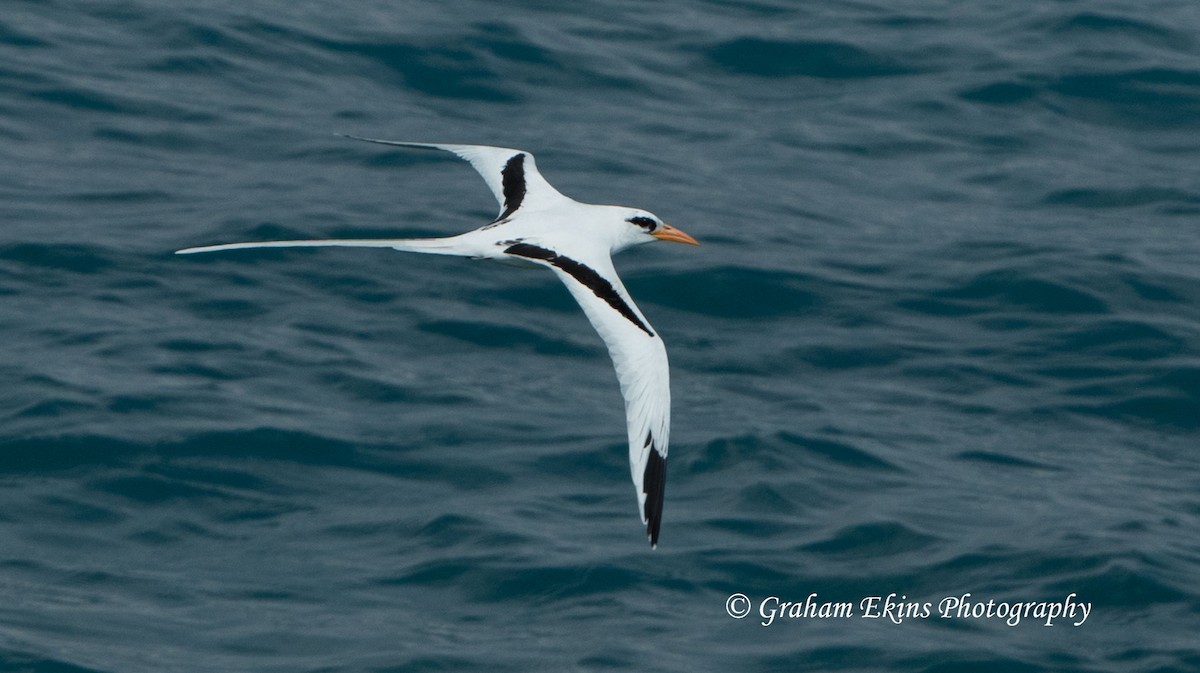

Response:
(627, 216), (657, 230)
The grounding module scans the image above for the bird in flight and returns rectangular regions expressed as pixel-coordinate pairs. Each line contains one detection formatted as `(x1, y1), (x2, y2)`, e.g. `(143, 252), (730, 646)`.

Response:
(177, 135), (699, 547)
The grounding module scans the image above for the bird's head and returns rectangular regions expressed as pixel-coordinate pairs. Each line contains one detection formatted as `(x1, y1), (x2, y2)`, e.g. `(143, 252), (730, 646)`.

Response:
(616, 209), (700, 251)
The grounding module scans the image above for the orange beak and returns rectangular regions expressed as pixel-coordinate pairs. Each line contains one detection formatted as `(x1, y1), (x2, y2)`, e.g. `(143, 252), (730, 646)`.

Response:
(651, 223), (700, 246)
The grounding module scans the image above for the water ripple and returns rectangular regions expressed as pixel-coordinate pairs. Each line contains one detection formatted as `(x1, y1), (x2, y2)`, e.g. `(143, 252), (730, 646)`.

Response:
(704, 37), (919, 79)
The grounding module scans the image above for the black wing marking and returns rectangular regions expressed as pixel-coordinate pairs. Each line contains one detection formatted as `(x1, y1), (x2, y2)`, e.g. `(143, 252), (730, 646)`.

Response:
(497, 153), (526, 221)
(504, 243), (655, 337)
(643, 431), (666, 547)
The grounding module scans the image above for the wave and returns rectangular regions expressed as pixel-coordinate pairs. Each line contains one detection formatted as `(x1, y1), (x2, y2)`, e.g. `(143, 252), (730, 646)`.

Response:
(704, 37), (920, 79)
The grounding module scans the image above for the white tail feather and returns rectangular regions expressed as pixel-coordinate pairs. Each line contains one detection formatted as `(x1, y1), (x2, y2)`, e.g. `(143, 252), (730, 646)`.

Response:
(175, 238), (469, 256)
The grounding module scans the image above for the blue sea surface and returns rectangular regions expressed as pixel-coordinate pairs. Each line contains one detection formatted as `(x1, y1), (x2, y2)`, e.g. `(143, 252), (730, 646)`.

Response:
(2, 1), (1199, 671)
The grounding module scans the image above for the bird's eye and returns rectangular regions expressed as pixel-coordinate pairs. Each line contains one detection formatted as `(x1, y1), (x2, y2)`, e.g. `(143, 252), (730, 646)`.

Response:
(627, 216), (658, 231)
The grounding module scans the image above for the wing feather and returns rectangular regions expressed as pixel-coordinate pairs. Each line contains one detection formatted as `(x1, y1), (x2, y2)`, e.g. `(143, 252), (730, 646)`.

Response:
(341, 135), (567, 219)
(506, 243), (670, 547)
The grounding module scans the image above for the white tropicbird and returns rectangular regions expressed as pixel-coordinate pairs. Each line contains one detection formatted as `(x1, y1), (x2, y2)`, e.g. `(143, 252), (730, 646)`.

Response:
(178, 135), (699, 547)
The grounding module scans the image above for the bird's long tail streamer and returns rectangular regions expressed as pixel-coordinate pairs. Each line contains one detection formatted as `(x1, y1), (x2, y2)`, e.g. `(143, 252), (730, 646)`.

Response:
(176, 238), (466, 256)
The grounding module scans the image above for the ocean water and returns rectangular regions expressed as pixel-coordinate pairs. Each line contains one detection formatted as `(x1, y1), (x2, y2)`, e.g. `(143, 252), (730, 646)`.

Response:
(2, 1), (1199, 671)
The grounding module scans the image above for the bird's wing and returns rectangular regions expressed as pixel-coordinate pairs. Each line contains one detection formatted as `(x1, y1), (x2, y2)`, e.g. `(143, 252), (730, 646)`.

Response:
(342, 135), (568, 221)
(505, 242), (669, 547)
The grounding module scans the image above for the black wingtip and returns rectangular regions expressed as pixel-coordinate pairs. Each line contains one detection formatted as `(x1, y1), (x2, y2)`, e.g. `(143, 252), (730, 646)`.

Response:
(643, 436), (667, 548)
(494, 152), (526, 221)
